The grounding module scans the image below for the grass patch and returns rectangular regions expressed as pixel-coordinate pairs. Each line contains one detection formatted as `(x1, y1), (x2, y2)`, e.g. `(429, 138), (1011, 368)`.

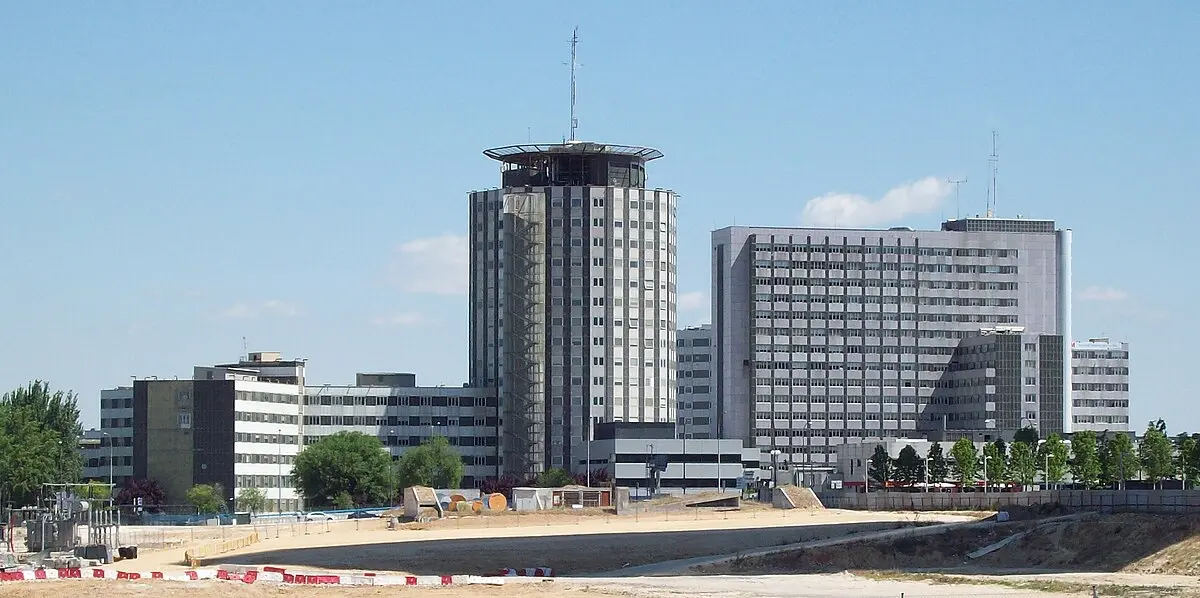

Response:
(856, 570), (1183, 597)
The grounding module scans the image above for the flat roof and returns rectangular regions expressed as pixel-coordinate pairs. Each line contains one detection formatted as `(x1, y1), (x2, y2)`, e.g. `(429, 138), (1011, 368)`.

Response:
(483, 141), (663, 163)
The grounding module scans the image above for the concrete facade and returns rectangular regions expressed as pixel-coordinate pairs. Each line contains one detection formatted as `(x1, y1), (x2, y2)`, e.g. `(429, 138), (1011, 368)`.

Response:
(711, 218), (1071, 473)
(676, 325), (716, 439)
(1071, 338), (1131, 432)
(576, 422), (758, 494)
(469, 142), (678, 478)
(82, 387), (135, 486)
(302, 380), (497, 486)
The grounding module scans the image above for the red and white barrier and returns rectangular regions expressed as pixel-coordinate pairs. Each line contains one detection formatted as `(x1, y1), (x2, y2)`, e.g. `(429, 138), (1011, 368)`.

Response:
(0, 568), (217, 582)
(498, 567), (554, 577)
(0, 564), (527, 586)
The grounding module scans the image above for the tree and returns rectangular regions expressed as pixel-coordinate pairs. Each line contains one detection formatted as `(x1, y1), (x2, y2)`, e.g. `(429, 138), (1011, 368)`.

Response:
(1139, 422), (1175, 487)
(983, 441), (1008, 485)
(116, 478), (167, 510)
(186, 483), (226, 515)
(926, 443), (949, 484)
(1178, 437), (1198, 488)
(1014, 427), (1040, 446)
(79, 480), (112, 500)
(1103, 433), (1136, 488)
(293, 431), (398, 508)
(950, 438), (979, 487)
(571, 468), (612, 487)
(1069, 431), (1101, 488)
(894, 445), (924, 484)
(868, 446), (893, 489)
(0, 381), (84, 506)
(396, 436), (464, 490)
(1039, 434), (1070, 487)
(236, 487), (268, 513)
(535, 468), (575, 488)
(1009, 442), (1038, 489)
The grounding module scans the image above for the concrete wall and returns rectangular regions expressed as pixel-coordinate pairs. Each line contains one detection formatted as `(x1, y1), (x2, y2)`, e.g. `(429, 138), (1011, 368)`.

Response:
(817, 489), (1200, 514)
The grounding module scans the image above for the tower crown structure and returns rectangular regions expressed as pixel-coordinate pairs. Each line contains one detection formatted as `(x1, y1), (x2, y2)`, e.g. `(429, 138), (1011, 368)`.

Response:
(484, 142), (663, 188)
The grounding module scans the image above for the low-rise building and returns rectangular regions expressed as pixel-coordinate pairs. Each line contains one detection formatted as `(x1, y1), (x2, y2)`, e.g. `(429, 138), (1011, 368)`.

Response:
(302, 375), (498, 487)
(1071, 338), (1131, 433)
(577, 422), (758, 495)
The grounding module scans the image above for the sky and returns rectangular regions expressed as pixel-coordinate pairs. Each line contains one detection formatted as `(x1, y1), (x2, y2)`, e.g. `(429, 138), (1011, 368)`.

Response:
(1, 3), (1197, 431)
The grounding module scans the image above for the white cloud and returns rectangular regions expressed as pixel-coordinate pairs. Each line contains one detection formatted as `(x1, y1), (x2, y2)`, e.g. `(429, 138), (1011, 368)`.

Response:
(371, 312), (425, 327)
(800, 177), (951, 227)
(1079, 286), (1128, 302)
(217, 299), (299, 319)
(392, 234), (468, 295)
(678, 291), (708, 312)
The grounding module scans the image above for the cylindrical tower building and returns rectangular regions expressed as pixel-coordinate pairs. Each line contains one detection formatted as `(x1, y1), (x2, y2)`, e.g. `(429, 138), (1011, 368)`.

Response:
(469, 141), (678, 479)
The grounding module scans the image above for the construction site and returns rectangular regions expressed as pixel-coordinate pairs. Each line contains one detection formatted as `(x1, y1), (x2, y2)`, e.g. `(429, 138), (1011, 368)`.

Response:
(6, 486), (1200, 597)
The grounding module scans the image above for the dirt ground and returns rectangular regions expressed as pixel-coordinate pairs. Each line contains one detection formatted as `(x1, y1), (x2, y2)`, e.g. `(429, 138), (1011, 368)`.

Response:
(705, 512), (1200, 595)
(207, 509), (968, 575)
(0, 575), (1085, 598)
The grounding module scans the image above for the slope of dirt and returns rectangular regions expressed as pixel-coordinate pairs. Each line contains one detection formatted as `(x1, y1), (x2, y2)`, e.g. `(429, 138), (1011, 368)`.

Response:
(716, 521), (1032, 573)
(974, 513), (1200, 575)
(775, 485), (825, 510)
(720, 513), (1200, 577)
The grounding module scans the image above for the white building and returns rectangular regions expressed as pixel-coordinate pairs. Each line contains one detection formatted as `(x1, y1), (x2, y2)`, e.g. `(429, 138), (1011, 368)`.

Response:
(469, 141), (678, 478)
(1071, 338), (1131, 432)
(303, 376), (497, 486)
(677, 325), (717, 439)
(577, 423), (757, 495)
(82, 386), (135, 486)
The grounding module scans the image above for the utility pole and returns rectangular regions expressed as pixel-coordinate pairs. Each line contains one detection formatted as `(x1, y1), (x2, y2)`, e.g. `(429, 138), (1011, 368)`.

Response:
(277, 428), (283, 514)
(947, 178), (967, 220)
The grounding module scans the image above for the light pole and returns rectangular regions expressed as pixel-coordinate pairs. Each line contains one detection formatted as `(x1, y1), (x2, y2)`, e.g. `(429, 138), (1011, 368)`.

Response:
(102, 432), (113, 490)
(924, 457), (931, 492)
(982, 453), (990, 494)
(586, 417), (592, 488)
(770, 449), (781, 488)
(1044, 453), (1051, 490)
(277, 428), (282, 514)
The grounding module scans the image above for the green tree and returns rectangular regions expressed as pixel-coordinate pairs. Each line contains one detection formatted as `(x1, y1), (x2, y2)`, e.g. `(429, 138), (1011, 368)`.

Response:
(1103, 433), (1136, 488)
(396, 436), (465, 490)
(0, 381), (84, 505)
(1178, 437), (1198, 489)
(79, 480), (113, 500)
(868, 445), (893, 489)
(983, 440), (1008, 485)
(949, 438), (979, 487)
(894, 445), (924, 484)
(1013, 427), (1040, 445)
(926, 443), (949, 484)
(535, 468), (575, 488)
(1139, 422), (1175, 487)
(1039, 434), (1070, 487)
(235, 487), (268, 513)
(293, 431), (398, 508)
(186, 483), (226, 514)
(1069, 431), (1102, 488)
(1009, 442), (1038, 489)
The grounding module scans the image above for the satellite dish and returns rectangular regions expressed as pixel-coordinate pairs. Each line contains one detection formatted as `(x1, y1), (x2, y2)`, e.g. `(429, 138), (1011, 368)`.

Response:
(76, 500), (91, 512)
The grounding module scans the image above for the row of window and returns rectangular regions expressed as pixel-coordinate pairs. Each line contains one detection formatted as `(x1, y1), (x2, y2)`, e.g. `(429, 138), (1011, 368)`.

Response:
(101, 398), (133, 410)
(677, 385), (713, 394)
(755, 378), (927, 387)
(757, 412), (919, 422)
(1073, 399), (1129, 408)
(756, 326), (1018, 338)
(678, 353), (711, 362)
(755, 263), (1020, 275)
(233, 433), (298, 444)
(304, 395), (497, 408)
(234, 391), (301, 405)
(234, 412), (300, 425)
(755, 279), (1020, 295)
(677, 401), (713, 410)
(1072, 350), (1130, 360)
(303, 415), (499, 428)
(1072, 366), (1130, 376)
(86, 456), (132, 467)
(1073, 383), (1130, 392)
(234, 453), (296, 465)
(676, 337), (712, 347)
(1073, 415), (1130, 424)
(754, 296), (1019, 310)
(752, 244), (1018, 258)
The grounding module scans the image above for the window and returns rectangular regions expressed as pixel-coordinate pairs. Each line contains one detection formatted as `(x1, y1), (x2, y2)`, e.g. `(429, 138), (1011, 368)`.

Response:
(178, 412), (192, 429)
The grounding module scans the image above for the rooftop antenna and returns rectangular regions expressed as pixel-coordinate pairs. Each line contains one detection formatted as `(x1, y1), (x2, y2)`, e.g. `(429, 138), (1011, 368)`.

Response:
(567, 26), (579, 142)
(242, 335), (248, 357)
(948, 177), (967, 219)
(986, 130), (998, 218)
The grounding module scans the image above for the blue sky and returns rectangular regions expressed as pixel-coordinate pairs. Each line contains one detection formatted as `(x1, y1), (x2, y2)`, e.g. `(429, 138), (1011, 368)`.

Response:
(2, 3), (1196, 431)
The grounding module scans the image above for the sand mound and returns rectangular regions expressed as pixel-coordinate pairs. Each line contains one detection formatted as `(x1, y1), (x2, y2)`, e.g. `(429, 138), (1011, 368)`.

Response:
(772, 485), (825, 510)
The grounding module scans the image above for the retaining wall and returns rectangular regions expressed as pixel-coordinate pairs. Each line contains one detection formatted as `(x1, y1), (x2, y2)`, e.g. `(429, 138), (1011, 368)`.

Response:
(816, 489), (1200, 513)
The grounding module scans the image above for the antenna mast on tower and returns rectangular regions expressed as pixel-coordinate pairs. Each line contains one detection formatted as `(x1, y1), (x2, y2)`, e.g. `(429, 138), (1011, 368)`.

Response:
(948, 177), (968, 220)
(986, 130), (999, 217)
(566, 27), (580, 142)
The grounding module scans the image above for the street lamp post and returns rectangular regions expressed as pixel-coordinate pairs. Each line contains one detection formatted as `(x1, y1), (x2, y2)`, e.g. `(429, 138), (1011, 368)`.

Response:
(277, 428), (282, 514)
(102, 432), (113, 490)
(770, 449), (781, 488)
(1045, 454), (1051, 490)
(924, 457), (930, 492)
(982, 453), (990, 494)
